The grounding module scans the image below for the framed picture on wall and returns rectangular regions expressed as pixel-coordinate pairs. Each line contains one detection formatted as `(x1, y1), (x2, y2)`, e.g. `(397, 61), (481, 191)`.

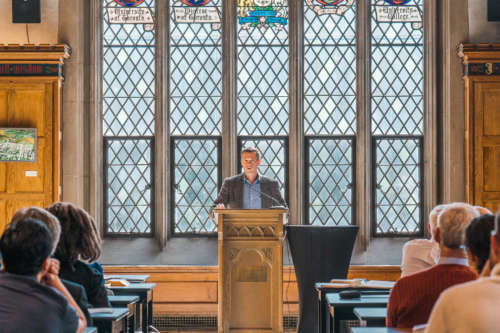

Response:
(0, 128), (37, 162)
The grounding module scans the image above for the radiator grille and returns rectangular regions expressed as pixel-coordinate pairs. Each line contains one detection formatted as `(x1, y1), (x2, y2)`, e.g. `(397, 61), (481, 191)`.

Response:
(152, 314), (298, 331)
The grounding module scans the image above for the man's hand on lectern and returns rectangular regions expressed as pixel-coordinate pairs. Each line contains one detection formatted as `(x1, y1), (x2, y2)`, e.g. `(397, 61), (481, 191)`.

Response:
(216, 203), (225, 209)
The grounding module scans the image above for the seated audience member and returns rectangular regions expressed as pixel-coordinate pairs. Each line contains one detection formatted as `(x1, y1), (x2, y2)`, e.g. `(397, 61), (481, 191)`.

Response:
(0, 218), (86, 333)
(10, 207), (92, 324)
(465, 214), (495, 275)
(47, 201), (111, 307)
(425, 212), (500, 333)
(400, 204), (446, 277)
(387, 203), (478, 329)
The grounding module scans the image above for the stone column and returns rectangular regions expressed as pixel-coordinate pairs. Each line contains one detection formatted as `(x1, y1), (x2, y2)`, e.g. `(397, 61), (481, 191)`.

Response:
(58, 0), (90, 209)
(439, 0), (469, 203)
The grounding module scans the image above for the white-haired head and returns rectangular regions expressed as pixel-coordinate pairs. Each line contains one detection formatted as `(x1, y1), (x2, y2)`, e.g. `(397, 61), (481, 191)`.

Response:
(474, 206), (492, 216)
(429, 204), (448, 241)
(437, 203), (479, 249)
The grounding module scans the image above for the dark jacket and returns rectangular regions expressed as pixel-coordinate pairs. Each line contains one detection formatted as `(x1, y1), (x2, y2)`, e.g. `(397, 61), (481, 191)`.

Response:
(211, 173), (287, 214)
(58, 260), (111, 308)
(0, 271), (79, 333)
(62, 279), (92, 325)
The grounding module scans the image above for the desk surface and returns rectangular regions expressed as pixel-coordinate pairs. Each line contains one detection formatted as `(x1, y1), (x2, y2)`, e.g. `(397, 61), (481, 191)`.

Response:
(108, 282), (156, 291)
(90, 307), (129, 321)
(104, 274), (150, 283)
(315, 282), (393, 291)
(327, 293), (389, 307)
(350, 328), (411, 333)
(354, 307), (388, 320)
(84, 328), (98, 333)
(108, 295), (140, 305)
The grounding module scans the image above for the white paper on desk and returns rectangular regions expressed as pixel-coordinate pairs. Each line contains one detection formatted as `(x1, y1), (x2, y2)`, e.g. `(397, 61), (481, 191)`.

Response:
(362, 280), (395, 289)
(325, 279), (394, 289)
(329, 278), (365, 286)
(88, 308), (114, 314)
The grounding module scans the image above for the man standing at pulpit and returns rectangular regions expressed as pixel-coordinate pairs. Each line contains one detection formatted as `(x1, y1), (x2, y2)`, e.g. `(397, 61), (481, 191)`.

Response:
(210, 147), (286, 216)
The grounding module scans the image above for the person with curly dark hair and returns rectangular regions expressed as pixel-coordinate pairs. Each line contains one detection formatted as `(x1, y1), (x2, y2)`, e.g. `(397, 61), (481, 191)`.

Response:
(47, 201), (111, 308)
(465, 214), (495, 275)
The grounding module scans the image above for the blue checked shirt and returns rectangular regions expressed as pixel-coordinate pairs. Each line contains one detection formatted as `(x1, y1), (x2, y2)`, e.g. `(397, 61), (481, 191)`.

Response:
(242, 175), (262, 209)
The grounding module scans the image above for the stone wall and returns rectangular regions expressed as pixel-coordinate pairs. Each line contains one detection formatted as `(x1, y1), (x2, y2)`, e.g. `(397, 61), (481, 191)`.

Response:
(0, 0), (58, 44)
(469, 0), (500, 42)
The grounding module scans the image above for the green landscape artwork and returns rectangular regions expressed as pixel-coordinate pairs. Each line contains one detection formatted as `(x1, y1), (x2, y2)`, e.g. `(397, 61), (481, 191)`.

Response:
(0, 128), (36, 162)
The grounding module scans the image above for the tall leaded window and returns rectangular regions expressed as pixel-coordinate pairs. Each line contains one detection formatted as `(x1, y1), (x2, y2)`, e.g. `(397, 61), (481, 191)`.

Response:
(102, 0), (156, 236)
(170, 0), (222, 235)
(237, 1), (290, 200)
(303, 0), (357, 226)
(371, 0), (424, 235)
(302, 0), (425, 235)
(98, 0), (431, 240)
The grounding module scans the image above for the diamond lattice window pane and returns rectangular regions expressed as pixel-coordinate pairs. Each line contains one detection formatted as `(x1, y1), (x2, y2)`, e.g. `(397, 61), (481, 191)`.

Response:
(237, 2), (289, 136)
(371, 0), (424, 135)
(307, 137), (354, 226)
(104, 138), (153, 235)
(304, 1), (357, 135)
(173, 138), (219, 234)
(239, 137), (287, 201)
(374, 137), (422, 235)
(103, 0), (156, 137)
(169, 0), (222, 135)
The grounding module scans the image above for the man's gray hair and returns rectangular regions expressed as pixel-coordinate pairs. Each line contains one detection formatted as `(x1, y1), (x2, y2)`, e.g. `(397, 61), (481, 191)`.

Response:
(10, 207), (61, 254)
(429, 204), (447, 238)
(437, 203), (479, 249)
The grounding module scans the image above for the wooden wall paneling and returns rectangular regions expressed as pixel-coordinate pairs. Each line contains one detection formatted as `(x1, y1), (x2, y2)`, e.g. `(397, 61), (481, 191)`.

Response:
(474, 80), (500, 211)
(103, 265), (401, 317)
(52, 80), (61, 203)
(459, 44), (500, 213)
(0, 45), (69, 233)
(0, 85), (9, 197)
(0, 201), (6, 232)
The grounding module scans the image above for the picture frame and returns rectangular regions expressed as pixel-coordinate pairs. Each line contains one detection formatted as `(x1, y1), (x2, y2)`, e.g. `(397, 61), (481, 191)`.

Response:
(0, 128), (37, 162)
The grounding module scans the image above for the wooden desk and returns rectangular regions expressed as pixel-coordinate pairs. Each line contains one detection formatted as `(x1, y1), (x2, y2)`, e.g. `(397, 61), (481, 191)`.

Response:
(316, 284), (390, 333)
(84, 328), (98, 333)
(350, 328), (411, 333)
(105, 275), (150, 283)
(327, 293), (389, 333)
(353, 307), (387, 327)
(109, 283), (155, 333)
(90, 307), (129, 333)
(109, 295), (140, 333)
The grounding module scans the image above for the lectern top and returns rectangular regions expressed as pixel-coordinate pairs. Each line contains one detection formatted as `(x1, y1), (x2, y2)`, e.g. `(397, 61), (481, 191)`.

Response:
(214, 208), (288, 213)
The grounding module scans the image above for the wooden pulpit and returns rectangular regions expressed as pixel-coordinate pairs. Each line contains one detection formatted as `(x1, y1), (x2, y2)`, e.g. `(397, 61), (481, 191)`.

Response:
(215, 208), (287, 333)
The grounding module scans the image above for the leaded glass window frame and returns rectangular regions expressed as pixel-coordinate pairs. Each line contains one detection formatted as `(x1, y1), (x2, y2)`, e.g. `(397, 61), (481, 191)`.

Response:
(170, 136), (222, 237)
(103, 137), (155, 237)
(371, 136), (424, 236)
(304, 136), (356, 227)
(92, 0), (438, 249)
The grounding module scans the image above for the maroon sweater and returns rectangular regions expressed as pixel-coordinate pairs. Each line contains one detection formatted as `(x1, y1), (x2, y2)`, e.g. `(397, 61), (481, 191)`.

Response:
(386, 264), (476, 329)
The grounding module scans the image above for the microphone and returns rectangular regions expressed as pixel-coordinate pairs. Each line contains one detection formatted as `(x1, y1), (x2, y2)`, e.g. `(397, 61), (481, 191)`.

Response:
(242, 178), (288, 209)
